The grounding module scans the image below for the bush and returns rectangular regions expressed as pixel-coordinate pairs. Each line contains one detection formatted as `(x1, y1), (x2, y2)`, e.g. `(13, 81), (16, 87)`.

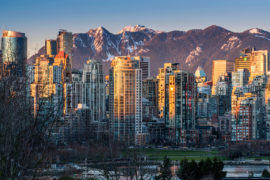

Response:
(58, 176), (75, 180)
(177, 157), (226, 180)
(262, 169), (270, 178)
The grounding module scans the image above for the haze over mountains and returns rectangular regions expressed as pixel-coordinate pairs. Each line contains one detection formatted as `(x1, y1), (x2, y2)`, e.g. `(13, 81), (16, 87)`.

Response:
(29, 25), (270, 78)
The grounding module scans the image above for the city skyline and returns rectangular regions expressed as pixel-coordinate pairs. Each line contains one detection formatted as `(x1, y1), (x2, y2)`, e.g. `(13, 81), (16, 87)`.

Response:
(1, 0), (270, 57)
(3, 1), (270, 178)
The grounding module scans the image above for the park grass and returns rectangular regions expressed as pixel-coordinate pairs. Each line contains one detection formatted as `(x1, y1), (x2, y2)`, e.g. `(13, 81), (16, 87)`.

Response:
(122, 148), (225, 161)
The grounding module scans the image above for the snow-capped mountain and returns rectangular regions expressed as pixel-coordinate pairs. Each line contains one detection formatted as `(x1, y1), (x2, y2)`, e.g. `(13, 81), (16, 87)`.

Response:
(28, 25), (270, 78)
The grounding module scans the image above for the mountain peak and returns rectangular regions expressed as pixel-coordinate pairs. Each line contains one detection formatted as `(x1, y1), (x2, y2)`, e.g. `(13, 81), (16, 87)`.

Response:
(118, 24), (157, 34)
(88, 26), (109, 35)
(248, 28), (263, 34)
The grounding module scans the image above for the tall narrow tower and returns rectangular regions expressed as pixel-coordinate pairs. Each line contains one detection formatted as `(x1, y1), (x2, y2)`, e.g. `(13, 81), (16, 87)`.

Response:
(57, 30), (72, 66)
(82, 59), (105, 124)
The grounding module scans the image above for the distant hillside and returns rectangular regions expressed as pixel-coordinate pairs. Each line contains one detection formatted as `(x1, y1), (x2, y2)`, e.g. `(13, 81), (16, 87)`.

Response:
(28, 25), (270, 78)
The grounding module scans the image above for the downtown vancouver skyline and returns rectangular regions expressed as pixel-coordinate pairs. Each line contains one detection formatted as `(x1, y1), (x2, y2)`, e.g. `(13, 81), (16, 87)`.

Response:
(4, 0), (270, 178)
(1, 0), (270, 57)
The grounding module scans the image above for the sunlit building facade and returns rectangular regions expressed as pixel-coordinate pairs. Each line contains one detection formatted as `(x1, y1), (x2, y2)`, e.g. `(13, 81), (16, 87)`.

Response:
(235, 48), (252, 72)
(31, 50), (72, 117)
(57, 30), (73, 64)
(231, 75), (267, 142)
(167, 70), (197, 145)
(248, 49), (269, 82)
(157, 63), (179, 119)
(30, 54), (62, 118)
(211, 60), (234, 95)
(109, 56), (142, 145)
(45, 39), (57, 56)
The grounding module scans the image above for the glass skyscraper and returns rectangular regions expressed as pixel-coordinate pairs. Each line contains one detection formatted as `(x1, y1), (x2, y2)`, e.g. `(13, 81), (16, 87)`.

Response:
(109, 56), (143, 145)
(1, 30), (27, 76)
(82, 59), (105, 124)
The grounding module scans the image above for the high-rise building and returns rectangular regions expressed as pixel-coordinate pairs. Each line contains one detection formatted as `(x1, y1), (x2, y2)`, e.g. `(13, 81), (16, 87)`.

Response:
(248, 49), (269, 82)
(211, 60), (234, 95)
(71, 70), (83, 109)
(133, 56), (150, 80)
(1, 30), (27, 76)
(215, 73), (232, 116)
(82, 60), (105, 124)
(231, 75), (266, 142)
(45, 39), (57, 56)
(31, 51), (72, 117)
(105, 75), (110, 119)
(265, 77), (270, 140)
(54, 51), (72, 114)
(57, 30), (73, 65)
(109, 56), (142, 145)
(231, 92), (265, 142)
(232, 69), (249, 87)
(0, 50), (2, 77)
(30, 54), (62, 117)
(157, 63), (179, 119)
(195, 66), (207, 86)
(235, 57), (250, 72)
(167, 70), (197, 145)
(197, 93), (215, 119)
(235, 48), (252, 72)
(195, 66), (211, 95)
(142, 77), (158, 118)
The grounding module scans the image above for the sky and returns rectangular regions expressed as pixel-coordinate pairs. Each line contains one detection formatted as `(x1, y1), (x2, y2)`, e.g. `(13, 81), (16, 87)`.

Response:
(1, 0), (270, 57)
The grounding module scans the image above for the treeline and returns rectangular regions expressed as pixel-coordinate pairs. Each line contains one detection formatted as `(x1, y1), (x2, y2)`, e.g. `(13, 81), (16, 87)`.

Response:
(156, 156), (226, 180)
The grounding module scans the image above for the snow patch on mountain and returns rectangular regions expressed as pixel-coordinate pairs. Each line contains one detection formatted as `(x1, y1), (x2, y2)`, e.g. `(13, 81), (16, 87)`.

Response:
(138, 48), (150, 54)
(105, 52), (114, 61)
(249, 28), (262, 34)
(185, 46), (202, 64)
(118, 24), (156, 34)
(255, 35), (270, 41)
(221, 36), (241, 51)
(126, 44), (134, 53)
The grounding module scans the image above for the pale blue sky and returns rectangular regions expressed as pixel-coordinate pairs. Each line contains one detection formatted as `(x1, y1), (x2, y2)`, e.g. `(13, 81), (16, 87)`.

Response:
(1, 0), (270, 56)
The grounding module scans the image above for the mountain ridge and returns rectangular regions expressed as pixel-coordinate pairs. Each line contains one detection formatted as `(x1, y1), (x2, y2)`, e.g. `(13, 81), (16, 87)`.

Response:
(28, 25), (270, 78)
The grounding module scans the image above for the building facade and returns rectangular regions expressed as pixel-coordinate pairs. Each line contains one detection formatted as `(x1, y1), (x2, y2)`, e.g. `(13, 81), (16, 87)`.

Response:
(1, 30), (27, 76)
(157, 63), (179, 119)
(109, 56), (143, 145)
(31, 50), (72, 117)
(167, 71), (197, 145)
(45, 39), (57, 56)
(142, 77), (159, 118)
(133, 56), (150, 80)
(211, 60), (234, 95)
(82, 60), (105, 124)
(57, 30), (73, 65)
(232, 69), (249, 88)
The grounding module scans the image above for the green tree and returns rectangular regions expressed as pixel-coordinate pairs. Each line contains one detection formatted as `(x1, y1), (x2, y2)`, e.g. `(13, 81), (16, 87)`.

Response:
(177, 158), (226, 180)
(58, 176), (75, 180)
(155, 156), (172, 180)
(262, 169), (270, 178)
(177, 159), (199, 180)
(177, 159), (189, 180)
(211, 157), (226, 180)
